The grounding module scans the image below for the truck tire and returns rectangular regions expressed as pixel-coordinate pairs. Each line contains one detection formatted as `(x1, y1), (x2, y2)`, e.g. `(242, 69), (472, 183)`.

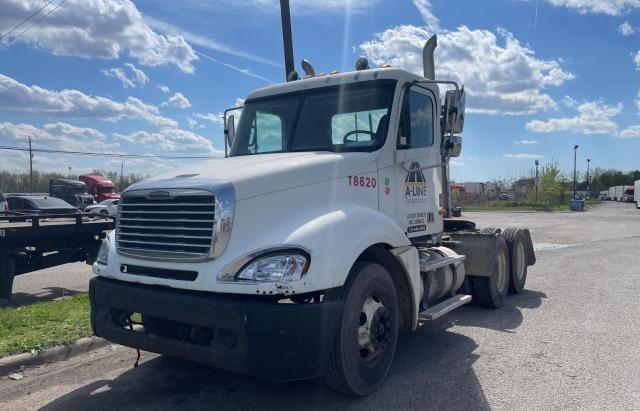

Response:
(502, 228), (528, 294)
(472, 237), (509, 308)
(323, 262), (399, 396)
(480, 227), (501, 235)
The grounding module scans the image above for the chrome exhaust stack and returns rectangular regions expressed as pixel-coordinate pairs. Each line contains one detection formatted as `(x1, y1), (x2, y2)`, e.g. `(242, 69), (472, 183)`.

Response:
(422, 35), (437, 80)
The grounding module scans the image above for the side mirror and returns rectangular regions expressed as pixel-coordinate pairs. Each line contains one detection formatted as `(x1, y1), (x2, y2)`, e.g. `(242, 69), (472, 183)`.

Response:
(225, 115), (236, 148)
(443, 87), (465, 134)
(449, 135), (462, 157)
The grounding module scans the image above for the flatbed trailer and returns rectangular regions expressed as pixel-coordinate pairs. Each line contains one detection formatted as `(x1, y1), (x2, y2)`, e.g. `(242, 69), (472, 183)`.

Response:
(0, 213), (114, 300)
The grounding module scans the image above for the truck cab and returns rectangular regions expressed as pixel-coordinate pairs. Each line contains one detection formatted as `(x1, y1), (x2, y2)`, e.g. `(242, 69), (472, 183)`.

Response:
(90, 39), (535, 396)
(79, 175), (120, 203)
(49, 179), (95, 210)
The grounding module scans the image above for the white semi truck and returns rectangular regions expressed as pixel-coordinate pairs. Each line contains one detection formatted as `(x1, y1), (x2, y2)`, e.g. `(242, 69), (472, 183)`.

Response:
(635, 180), (640, 208)
(89, 35), (536, 396)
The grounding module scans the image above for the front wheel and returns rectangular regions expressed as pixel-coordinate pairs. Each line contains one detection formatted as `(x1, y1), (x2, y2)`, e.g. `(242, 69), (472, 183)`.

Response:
(323, 262), (399, 396)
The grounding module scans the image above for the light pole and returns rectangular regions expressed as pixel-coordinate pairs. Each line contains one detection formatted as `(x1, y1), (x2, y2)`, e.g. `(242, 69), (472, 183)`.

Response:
(586, 158), (591, 198)
(68, 166), (72, 179)
(573, 145), (579, 200)
(534, 159), (539, 202)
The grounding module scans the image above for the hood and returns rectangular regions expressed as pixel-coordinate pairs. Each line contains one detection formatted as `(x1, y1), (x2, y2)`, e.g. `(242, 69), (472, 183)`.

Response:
(130, 152), (378, 200)
(101, 192), (120, 199)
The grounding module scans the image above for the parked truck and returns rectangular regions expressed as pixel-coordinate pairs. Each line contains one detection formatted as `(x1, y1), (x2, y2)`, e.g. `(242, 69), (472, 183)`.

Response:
(89, 34), (536, 396)
(79, 175), (120, 203)
(49, 179), (95, 210)
(635, 180), (640, 209)
(622, 186), (634, 203)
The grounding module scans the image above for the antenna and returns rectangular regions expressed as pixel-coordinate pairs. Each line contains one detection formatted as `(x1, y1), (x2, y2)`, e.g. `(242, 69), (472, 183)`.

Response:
(301, 59), (315, 77)
(279, 0), (296, 81)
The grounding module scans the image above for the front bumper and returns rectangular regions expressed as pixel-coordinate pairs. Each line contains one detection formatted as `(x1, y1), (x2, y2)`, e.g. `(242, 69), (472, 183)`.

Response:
(89, 277), (343, 382)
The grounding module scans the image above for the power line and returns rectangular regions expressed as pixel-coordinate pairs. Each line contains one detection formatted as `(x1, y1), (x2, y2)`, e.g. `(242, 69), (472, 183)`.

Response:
(0, 145), (219, 160)
(0, 0), (56, 42)
(5, 0), (68, 47)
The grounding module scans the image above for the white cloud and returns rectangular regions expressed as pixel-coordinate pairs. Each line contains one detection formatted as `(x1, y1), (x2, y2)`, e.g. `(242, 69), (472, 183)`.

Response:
(545, 0), (640, 15)
(0, 121), (114, 152)
(186, 117), (198, 129)
(359, 25), (574, 115)
(196, 51), (273, 83)
(413, 0), (439, 31)
(157, 84), (170, 93)
(526, 100), (623, 134)
(503, 153), (545, 159)
(618, 21), (636, 35)
(562, 95), (577, 107)
(634, 50), (640, 70)
(144, 16), (280, 67)
(114, 127), (220, 154)
(515, 139), (539, 144)
(196, 112), (223, 125)
(101, 63), (149, 89)
(162, 92), (192, 109)
(226, 0), (382, 14)
(636, 90), (640, 112)
(0, 73), (176, 127)
(0, 0), (198, 73)
(619, 125), (640, 138)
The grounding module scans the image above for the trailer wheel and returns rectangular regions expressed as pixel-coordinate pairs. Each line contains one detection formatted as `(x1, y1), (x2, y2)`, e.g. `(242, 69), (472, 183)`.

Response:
(480, 227), (501, 235)
(323, 262), (399, 396)
(472, 237), (509, 308)
(502, 228), (528, 294)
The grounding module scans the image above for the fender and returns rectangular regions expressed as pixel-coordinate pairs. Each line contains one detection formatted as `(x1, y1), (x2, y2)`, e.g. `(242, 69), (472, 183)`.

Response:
(284, 205), (412, 290)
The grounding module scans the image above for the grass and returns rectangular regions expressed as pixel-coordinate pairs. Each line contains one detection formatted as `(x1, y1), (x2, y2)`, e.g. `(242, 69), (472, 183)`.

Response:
(462, 201), (570, 212)
(0, 293), (92, 357)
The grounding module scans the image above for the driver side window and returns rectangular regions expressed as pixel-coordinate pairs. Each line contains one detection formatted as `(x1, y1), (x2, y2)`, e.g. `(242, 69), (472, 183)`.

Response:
(247, 112), (284, 153)
(397, 91), (434, 149)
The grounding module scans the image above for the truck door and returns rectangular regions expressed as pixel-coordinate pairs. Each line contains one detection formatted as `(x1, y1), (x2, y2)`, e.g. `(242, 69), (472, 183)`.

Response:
(393, 85), (442, 241)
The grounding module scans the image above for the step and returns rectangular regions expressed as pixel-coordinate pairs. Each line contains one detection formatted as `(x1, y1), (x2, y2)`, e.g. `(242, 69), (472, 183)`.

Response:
(418, 294), (472, 321)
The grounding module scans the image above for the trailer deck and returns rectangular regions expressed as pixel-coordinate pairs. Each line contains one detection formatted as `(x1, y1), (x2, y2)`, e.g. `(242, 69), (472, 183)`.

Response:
(0, 213), (114, 300)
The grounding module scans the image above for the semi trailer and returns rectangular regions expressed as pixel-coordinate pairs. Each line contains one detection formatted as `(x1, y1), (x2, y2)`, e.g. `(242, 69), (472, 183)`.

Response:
(89, 32), (537, 396)
(635, 180), (640, 209)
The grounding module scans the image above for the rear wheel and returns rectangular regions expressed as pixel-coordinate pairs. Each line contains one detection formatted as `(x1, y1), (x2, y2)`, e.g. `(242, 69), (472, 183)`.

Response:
(323, 262), (399, 396)
(502, 228), (528, 294)
(472, 237), (509, 308)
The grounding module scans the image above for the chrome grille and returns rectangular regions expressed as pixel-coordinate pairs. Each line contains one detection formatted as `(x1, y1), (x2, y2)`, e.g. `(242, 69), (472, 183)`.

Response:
(116, 189), (215, 260)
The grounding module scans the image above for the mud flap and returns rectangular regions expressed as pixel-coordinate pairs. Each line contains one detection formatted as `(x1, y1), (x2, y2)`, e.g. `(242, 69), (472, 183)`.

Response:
(0, 254), (16, 300)
(521, 228), (536, 266)
(444, 232), (503, 277)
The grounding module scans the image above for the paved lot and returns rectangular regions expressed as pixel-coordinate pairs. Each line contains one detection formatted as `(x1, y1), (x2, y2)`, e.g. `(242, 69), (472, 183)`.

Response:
(1, 202), (639, 410)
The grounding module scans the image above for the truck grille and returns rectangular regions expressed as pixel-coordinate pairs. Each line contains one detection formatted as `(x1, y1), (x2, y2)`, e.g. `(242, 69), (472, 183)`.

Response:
(116, 189), (215, 260)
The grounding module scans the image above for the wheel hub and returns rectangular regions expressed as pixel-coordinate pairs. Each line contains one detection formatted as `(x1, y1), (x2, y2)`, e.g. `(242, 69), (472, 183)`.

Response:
(357, 296), (392, 361)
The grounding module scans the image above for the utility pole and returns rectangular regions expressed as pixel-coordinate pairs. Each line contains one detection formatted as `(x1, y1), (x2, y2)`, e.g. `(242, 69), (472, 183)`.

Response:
(573, 145), (579, 200)
(535, 159), (539, 202)
(120, 160), (124, 192)
(586, 158), (591, 198)
(27, 136), (33, 193)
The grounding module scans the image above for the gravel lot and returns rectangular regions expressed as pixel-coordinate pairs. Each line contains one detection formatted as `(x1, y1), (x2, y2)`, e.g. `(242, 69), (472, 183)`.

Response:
(1, 201), (639, 410)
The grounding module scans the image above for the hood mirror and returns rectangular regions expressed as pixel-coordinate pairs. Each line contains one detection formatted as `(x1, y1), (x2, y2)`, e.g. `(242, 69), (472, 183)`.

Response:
(225, 115), (236, 148)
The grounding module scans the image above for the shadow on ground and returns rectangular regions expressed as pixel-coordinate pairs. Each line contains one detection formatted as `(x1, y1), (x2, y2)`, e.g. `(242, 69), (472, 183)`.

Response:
(0, 287), (83, 308)
(41, 290), (545, 410)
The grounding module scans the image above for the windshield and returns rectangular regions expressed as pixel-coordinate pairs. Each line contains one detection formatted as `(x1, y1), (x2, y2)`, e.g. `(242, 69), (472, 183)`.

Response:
(230, 80), (396, 156)
(98, 187), (115, 194)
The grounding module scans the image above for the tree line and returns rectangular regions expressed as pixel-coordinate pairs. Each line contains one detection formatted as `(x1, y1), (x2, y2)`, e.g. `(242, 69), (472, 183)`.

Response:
(0, 170), (146, 194)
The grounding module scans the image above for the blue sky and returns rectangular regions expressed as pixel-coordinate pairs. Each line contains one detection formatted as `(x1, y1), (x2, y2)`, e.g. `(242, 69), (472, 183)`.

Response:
(0, 0), (639, 182)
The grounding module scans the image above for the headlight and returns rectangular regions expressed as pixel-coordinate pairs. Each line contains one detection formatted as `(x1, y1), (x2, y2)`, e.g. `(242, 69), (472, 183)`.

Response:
(96, 237), (110, 265)
(236, 253), (309, 282)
